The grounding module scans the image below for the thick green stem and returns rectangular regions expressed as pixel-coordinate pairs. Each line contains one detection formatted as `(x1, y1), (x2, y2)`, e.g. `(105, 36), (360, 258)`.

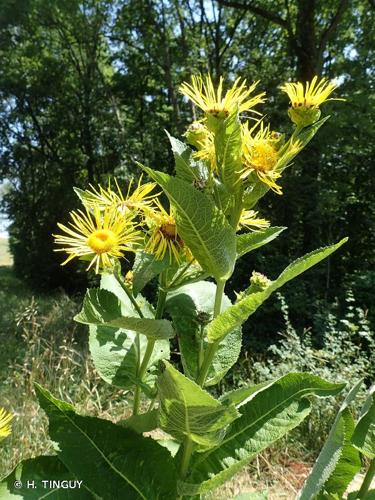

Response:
(358, 459), (375, 499)
(132, 332), (142, 415)
(133, 275), (168, 414)
(230, 189), (243, 230)
(154, 286), (168, 319)
(179, 279), (226, 482)
(114, 272), (144, 415)
(179, 436), (194, 479)
(115, 272), (144, 318)
(132, 385), (141, 415)
(196, 340), (220, 387)
(198, 325), (205, 371)
(137, 338), (156, 382)
(196, 279), (226, 387)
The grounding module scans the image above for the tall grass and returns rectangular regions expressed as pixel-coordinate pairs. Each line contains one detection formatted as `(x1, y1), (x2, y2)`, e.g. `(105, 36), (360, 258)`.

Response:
(0, 267), (130, 477)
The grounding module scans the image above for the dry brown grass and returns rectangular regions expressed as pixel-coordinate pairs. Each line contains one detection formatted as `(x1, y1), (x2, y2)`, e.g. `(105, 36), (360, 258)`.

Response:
(207, 451), (311, 499)
(0, 238), (12, 266)
(0, 293), (131, 478)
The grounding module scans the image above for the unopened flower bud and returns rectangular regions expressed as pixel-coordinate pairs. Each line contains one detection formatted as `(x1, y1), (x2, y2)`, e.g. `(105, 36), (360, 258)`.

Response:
(184, 122), (208, 149)
(125, 270), (134, 288)
(288, 106), (321, 128)
(249, 271), (271, 292)
(196, 310), (212, 326)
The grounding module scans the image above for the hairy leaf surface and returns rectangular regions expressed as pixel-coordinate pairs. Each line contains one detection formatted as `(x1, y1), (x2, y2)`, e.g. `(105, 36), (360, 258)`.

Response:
(142, 168), (236, 280)
(165, 281), (242, 386)
(180, 373), (345, 495)
(166, 132), (207, 183)
(158, 361), (239, 451)
(0, 456), (93, 499)
(208, 238), (347, 342)
(299, 381), (362, 500)
(119, 409), (159, 434)
(236, 227), (286, 258)
(75, 288), (174, 339)
(35, 384), (177, 500)
(214, 110), (242, 192)
(88, 273), (169, 389)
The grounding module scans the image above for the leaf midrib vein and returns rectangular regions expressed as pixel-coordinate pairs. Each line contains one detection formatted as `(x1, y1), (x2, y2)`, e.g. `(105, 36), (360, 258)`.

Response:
(50, 402), (147, 500)
(193, 385), (338, 469)
(168, 185), (221, 273)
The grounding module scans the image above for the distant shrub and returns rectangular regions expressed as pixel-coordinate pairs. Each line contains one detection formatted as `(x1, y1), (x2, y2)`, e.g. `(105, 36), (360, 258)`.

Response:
(235, 291), (374, 454)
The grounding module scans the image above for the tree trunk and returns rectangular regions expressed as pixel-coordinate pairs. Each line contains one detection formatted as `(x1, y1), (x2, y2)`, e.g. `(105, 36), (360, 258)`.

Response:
(295, 0), (319, 80)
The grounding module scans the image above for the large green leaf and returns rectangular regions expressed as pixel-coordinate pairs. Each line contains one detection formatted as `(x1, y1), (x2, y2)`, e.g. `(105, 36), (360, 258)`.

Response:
(132, 251), (170, 296)
(208, 238), (347, 342)
(165, 281), (242, 386)
(214, 109), (242, 192)
(89, 324), (168, 392)
(242, 181), (269, 210)
(88, 274), (169, 390)
(75, 288), (174, 339)
(119, 409), (159, 434)
(352, 385), (375, 459)
(157, 361), (239, 451)
(180, 373), (345, 495)
(236, 227), (286, 258)
(166, 132), (207, 183)
(35, 384), (177, 500)
(0, 456), (93, 499)
(295, 116), (330, 150)
(299, 381), (363, 500)
(219, 381), (273, 407)
(142, 168), (236, 280)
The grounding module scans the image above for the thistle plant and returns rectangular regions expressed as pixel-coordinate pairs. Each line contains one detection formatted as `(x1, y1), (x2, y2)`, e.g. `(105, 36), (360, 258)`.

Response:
(1, 74), (364, 500)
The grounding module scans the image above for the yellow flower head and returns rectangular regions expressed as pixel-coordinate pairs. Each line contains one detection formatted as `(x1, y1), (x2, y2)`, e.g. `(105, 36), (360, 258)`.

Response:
(280, 76), (343, 127)
(179, 74), (265, 119)
(78, 177), (157, 214)
(238, 209), (270, 231)
(144, 202), (191, 264)
(54, 207), (141, 273)
(240, 121), (282, 194)
(0, 407), (12, 439)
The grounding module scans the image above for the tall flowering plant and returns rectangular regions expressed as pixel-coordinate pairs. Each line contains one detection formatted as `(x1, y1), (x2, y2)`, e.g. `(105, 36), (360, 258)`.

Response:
(3, 75), (371, 500)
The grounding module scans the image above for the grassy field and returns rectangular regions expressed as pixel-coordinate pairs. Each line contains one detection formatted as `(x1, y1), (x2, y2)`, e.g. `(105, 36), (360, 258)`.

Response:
(0, 238), (12, 266)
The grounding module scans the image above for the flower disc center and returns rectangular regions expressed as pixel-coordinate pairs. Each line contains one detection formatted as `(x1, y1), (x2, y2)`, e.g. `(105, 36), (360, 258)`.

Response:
(251, 142), (278, 172)
(160, 222), (177, 239)
(87, 229), (117, 254)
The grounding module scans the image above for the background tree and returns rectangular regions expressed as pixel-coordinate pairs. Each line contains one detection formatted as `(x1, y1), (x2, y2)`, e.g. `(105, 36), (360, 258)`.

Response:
(0, 0), (373, 344)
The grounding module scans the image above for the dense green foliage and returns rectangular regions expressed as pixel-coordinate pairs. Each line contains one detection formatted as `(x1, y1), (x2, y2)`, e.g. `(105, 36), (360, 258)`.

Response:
(0, 1), (374, 341)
